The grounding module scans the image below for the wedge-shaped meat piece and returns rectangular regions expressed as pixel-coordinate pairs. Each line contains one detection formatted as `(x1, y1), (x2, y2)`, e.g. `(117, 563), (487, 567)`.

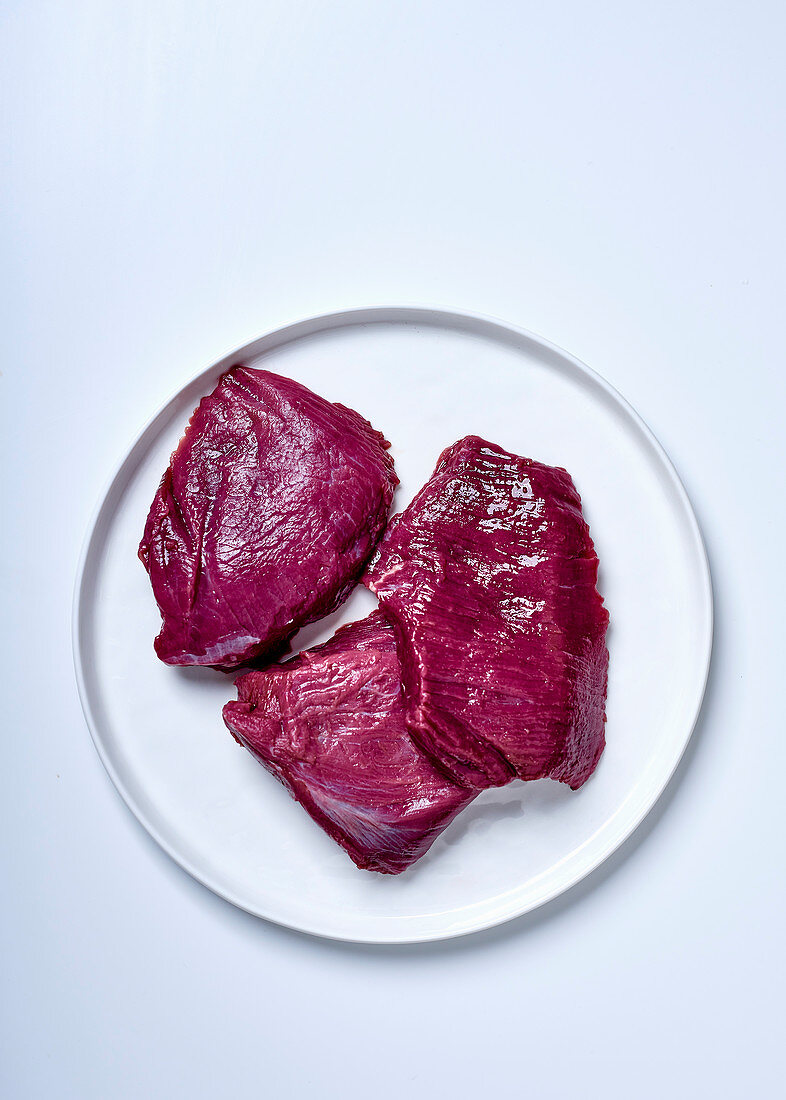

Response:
(223, 612), (476, 874)
(139, 367), (397, 669)
(365, 436), (609, 790)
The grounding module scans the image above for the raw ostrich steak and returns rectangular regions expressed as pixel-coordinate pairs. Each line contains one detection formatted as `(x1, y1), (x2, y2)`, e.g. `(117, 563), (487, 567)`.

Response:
(139, 367), (397, 669)
(223, 611), (476, 874)
(365, 435), (609, 790)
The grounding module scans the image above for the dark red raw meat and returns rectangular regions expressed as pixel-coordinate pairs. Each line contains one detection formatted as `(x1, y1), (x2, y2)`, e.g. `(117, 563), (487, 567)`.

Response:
(365, 436), (609, 790)
(222, 611), (477, 874)
(139, 367), (397, 669)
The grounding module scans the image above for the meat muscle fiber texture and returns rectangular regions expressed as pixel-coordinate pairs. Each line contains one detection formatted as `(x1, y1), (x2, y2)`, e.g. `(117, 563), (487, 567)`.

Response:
(139, 367), (397, 670)
(365, 435), (609, 790)
(223, 611), (477, 874)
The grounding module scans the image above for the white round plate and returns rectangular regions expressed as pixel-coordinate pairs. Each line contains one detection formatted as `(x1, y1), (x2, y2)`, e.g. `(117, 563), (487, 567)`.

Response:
(73, 307), (712, 943)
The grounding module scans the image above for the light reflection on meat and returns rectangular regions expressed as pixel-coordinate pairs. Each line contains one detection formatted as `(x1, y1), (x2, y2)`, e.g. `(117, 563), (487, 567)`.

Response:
(365, 436), (609, 791)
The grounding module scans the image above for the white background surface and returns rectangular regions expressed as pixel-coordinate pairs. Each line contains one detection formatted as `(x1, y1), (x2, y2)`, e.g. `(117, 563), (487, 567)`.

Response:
(1, 1), (783, 1096)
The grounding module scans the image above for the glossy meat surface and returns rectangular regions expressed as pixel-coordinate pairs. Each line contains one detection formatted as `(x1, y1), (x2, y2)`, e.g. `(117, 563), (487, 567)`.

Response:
(139, 367), (397, 669)
(223, 612), (476, 874)
(365, 436), (609, 790)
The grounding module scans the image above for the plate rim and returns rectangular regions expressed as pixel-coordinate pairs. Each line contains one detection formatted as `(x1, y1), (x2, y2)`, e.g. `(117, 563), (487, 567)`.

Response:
(72, 305), (714, 944)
